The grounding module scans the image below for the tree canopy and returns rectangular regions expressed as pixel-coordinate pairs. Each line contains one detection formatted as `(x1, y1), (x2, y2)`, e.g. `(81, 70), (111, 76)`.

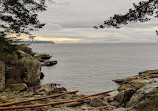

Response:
(0, 0), (47, 34)
(0, 0), (50, 55)
(94, 0), (158, 29)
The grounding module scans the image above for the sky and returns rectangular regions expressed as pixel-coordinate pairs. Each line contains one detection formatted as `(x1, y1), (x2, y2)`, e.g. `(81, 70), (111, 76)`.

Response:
(30, 0), (158, 43)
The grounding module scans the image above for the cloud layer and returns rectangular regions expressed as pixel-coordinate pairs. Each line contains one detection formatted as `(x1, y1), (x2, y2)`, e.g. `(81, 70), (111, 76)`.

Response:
(32, 0), (158, 43)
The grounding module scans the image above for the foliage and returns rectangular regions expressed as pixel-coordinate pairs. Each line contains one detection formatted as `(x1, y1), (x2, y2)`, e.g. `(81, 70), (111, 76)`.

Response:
(94, 0), (158, 29)
(0, 0), (47, 34)
(0, 0), (48, 58)
(0, 31), (18, 53)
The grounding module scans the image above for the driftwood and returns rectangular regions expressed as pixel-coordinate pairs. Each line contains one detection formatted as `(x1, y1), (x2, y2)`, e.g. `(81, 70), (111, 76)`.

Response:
(0, 90), (78, 107)
(0, 89), (115, 110)
(0, 98), (9, 103)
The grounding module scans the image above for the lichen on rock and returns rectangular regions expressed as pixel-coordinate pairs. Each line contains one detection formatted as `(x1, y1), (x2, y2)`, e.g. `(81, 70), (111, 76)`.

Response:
(126, 83), (158, 110)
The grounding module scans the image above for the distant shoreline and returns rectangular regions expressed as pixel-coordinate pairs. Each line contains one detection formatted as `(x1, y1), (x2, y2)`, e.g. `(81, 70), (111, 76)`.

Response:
(20, 40), (55, 44)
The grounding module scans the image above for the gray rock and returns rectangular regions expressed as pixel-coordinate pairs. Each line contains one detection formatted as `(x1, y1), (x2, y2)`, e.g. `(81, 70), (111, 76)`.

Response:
(48, 107), (85, 111)
(19, 45), (34, 56)
(21, 57), (41, 86)
(17, 50), (31, 59)
(33, 83), (58, 95)
(112, 107), (126, 111)
(42, 60), (57, 66)
(9, 83), (28, 91)
(34, 52), (52, 60)
(126, 83), (158, 109)
(6, 57), (41, 86)
(109, 101), (120, 107)
(90, 98), (108, 107)
(114, 89), (135, 105)
(0, 61), (5, 91)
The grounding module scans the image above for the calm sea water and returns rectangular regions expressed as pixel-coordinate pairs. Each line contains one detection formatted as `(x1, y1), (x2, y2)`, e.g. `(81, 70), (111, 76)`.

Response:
(31, 43), (158, 94)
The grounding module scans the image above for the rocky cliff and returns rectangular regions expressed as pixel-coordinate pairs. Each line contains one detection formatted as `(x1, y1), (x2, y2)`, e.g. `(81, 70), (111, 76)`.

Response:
(0, 45), (42, 91)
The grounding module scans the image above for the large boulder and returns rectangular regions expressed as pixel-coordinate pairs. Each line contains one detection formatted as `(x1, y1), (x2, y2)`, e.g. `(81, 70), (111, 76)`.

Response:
(126, 83), (158, 111)
(6, 57), (41, 86)
(0, 61), (5, 91)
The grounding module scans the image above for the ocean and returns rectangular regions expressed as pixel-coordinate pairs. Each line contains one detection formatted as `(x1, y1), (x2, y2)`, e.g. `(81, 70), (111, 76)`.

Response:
(31, 43), (158, 94)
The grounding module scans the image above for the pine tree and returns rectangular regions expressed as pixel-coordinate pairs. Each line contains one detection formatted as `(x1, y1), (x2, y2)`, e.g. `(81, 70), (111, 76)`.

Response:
(0, 0), (48, 54)
(94, 0), (157, 30)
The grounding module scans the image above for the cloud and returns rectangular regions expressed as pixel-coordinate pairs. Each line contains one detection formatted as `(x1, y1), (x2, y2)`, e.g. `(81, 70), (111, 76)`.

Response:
(31, 0), (158, 43)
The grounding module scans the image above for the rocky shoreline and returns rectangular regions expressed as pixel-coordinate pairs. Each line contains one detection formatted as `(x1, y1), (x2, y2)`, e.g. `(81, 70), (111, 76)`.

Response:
(0, 45), (158, 111)
(1, 69), (158, 111)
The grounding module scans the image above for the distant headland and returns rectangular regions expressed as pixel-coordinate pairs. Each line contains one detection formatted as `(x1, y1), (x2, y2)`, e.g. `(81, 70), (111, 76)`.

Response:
(20, 41), (55, 44)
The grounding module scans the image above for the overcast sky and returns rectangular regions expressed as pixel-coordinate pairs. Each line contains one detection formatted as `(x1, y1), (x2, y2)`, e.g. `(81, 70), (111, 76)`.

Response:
(32, 0), (158, 43)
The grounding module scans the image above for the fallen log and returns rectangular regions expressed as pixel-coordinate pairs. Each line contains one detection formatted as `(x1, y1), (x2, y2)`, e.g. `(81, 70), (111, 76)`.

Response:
(0, 89), (115, 110)
(0, 98), (9, 103)
(0, 90), (78, 107)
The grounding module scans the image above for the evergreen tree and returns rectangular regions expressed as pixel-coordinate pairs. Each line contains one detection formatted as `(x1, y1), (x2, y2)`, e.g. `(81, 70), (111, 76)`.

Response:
(0, 0), (48, 54)
(0, 0), (46, 34)
(94, 0), (158, 30)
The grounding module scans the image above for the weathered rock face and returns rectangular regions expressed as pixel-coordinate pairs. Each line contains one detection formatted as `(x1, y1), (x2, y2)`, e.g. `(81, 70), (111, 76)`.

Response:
(6, 57), (41, 86)
(33, 83), (58, 95)
(16, 50), (31, 59)
(112, 107), (126, 111)
(0, 61), (5, 91)
(126, 83), (158, 111)
(8, 83), (28, 91)
(114, 89), (135, 106)
(90, 98), (108, 107)
(19, 45), (34, 56)
(113, 70), (158, 111)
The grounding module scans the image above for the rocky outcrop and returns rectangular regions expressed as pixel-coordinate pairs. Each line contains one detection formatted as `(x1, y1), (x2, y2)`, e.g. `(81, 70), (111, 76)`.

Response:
(19, 45), (34, 56)
(8, 83), (28, 91)
(113, 70), (158, 111)
(34, 52), (52, 61)
(113, 70), (158, 92)
(90, 98), (108, 107)
(114, 89), (135, 106)
(42, 60), (57, 66)
(6, 57), (41, 86)
(17, 50), (31, 59)
(112, 107), (126, 111)
(126, 83), (158, 111)
(0, 61), (5, 91)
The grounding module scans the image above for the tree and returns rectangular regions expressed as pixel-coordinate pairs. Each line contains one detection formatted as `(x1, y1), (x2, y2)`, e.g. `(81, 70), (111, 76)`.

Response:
(0, 0), (50, 55)
(0, 0), (47, 35)
(94, 0), (158, 31)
